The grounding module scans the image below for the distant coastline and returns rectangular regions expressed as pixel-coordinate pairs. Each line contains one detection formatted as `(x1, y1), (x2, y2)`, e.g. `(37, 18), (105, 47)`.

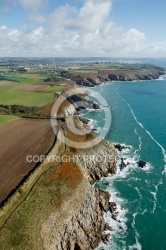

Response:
(62, 63), (166, 87)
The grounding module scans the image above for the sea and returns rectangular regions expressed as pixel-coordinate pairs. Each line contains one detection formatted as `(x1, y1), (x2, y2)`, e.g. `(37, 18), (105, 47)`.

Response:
(82, 58), (166, 250)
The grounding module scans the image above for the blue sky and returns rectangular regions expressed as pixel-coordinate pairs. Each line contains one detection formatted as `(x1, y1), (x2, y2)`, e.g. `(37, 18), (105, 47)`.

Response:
(0, 0), (166, 57)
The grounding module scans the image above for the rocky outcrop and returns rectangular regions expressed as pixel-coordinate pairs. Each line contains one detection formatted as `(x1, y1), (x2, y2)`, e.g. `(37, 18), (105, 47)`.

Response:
(114, 143), (130, 151)
(78, 140), (117, 183)
(120, 157), (127, 170)
(138, 160), (146, 168)
(40, 87), (117, 249)
(41, 183), (110, 250)
(41, 138), (117, 250)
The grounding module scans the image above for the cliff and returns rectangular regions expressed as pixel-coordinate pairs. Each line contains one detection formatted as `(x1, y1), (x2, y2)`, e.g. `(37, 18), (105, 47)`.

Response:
(41, 139), (117, 250)
(0, 88), (117, 250)
(40, 89), (117, 249)
(62, 64), (165, 87)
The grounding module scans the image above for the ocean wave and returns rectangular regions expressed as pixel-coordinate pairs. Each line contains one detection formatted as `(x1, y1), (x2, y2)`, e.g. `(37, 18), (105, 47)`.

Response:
(115, 143), (153, 173)
(162, 165), (166, 175)
(158, 73), (166, 81)
(127, 177), (141, 182)
(129, 235), (142, 250)
(135, 187), (142, 200)
(95, 141), (153, 250)
(87, 118), (97, 129)
(95, 185), (128, 250)
(150, 182), (163, 213)
(131, 212), (138, 229)
(140, 209), (147, 215)
(121, 97), (166, 168)
(134, 128), (142, 153)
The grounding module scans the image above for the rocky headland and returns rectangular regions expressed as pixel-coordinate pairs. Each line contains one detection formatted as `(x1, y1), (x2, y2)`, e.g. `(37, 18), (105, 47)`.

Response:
(0, 86), (118, 250)
(62, 64), (165, 87)
(0, 75), (153, 249)
(40, 93), (118, 249)
(41, 138), (117, 250)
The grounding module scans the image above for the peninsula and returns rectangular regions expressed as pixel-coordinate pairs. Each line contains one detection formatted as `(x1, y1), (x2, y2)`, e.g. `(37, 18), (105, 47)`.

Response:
(0, 59), (165, 249)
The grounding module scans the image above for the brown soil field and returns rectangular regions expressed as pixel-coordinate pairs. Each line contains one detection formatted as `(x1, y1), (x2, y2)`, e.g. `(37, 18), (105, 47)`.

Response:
(0, 81), (16, 86)
(37, 102), (54, 115)
(16, 84), (47, 92)
(0, 119), (55, 204)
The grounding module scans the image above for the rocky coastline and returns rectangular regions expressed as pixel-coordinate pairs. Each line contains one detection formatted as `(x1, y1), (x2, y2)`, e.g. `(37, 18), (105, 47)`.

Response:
(0, 83), (149, 250)
(30, 82), (152, 249)
(39, 86), (119, 250)
(62, 64), (166, 87)
(41, 120), (118, 250)
(44, 87), (150, 250)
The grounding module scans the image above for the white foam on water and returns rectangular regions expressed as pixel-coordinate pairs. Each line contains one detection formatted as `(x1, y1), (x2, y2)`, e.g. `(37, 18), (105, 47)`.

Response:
(121, 97), (166, 171)
(134, 128), (142, 153)
(95, 146), (150, 250)
(114, 143), (153, 175)
(135, 187), (142, 200)
(141, 162), (153, 172)
(87, 118), (97, 129)
(131, 212), (138, 228)
(162, 165), (166, 175)
(158, 73), (166, 80)
(95, 184), (128, 250)
(127, 177), (141, 182)
(140, 209), (147, 215)
(129, 235), (142, 250)
(150, 184), (159, 213)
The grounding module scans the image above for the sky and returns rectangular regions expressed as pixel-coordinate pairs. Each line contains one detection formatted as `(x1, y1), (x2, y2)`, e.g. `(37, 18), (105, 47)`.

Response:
(0, 0), (166, 57)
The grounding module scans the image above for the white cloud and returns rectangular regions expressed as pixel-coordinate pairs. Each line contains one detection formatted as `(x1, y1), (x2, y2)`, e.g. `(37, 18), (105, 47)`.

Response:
(1, 0), (166, 57)
(69, 0), (112, 31)
(17, 0), (48, 11)
(17, 0), (48, 23)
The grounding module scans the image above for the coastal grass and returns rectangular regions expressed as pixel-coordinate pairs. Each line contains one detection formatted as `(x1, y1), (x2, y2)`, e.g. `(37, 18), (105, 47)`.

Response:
(0, 72), (45, 85)
(0, 70), (61, 106)
(44, 85), (62, 93)
(0, 159), (82, 250)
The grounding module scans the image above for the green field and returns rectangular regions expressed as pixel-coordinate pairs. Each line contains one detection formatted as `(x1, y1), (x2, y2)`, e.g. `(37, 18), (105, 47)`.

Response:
(71, 69), (99, 74)
(0, 73), (44, 84)
(0, 72), (55, 106)
(44, 85), (62, 93)
(0, 87), (54, 106)
(0, 115), (19, 124)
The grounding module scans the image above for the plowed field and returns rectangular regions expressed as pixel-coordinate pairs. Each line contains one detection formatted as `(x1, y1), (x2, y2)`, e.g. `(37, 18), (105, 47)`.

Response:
(0, 118), (55, 204)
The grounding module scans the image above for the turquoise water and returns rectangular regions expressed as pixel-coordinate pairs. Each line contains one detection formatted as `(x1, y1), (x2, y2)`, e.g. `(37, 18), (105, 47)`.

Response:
(83, 62), (166, 249)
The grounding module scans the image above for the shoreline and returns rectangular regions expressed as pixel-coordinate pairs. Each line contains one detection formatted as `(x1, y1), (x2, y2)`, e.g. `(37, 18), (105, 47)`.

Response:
(62, 64), (166, 87)
(81, 87), (152, 249)
(0, 76), (163, 249)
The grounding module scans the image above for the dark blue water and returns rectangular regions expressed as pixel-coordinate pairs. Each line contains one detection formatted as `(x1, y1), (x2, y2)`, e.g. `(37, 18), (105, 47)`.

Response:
(83, 61), (166, 249)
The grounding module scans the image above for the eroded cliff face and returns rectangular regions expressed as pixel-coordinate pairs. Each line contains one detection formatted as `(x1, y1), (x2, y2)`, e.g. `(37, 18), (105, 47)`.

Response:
(78, 140), (117, 183)
(41, 139), (117, 250)
(62, 65), (165, 87)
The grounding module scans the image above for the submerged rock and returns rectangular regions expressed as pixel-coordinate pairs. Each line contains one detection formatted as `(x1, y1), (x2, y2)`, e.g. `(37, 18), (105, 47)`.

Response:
(138, 160), (146, 168)
(114, 143), (130, 151)
(120, 157), (127, 170)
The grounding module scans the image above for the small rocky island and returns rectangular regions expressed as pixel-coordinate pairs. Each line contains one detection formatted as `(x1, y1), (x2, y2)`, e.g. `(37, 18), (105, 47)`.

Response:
(61, 63), (165, 87)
